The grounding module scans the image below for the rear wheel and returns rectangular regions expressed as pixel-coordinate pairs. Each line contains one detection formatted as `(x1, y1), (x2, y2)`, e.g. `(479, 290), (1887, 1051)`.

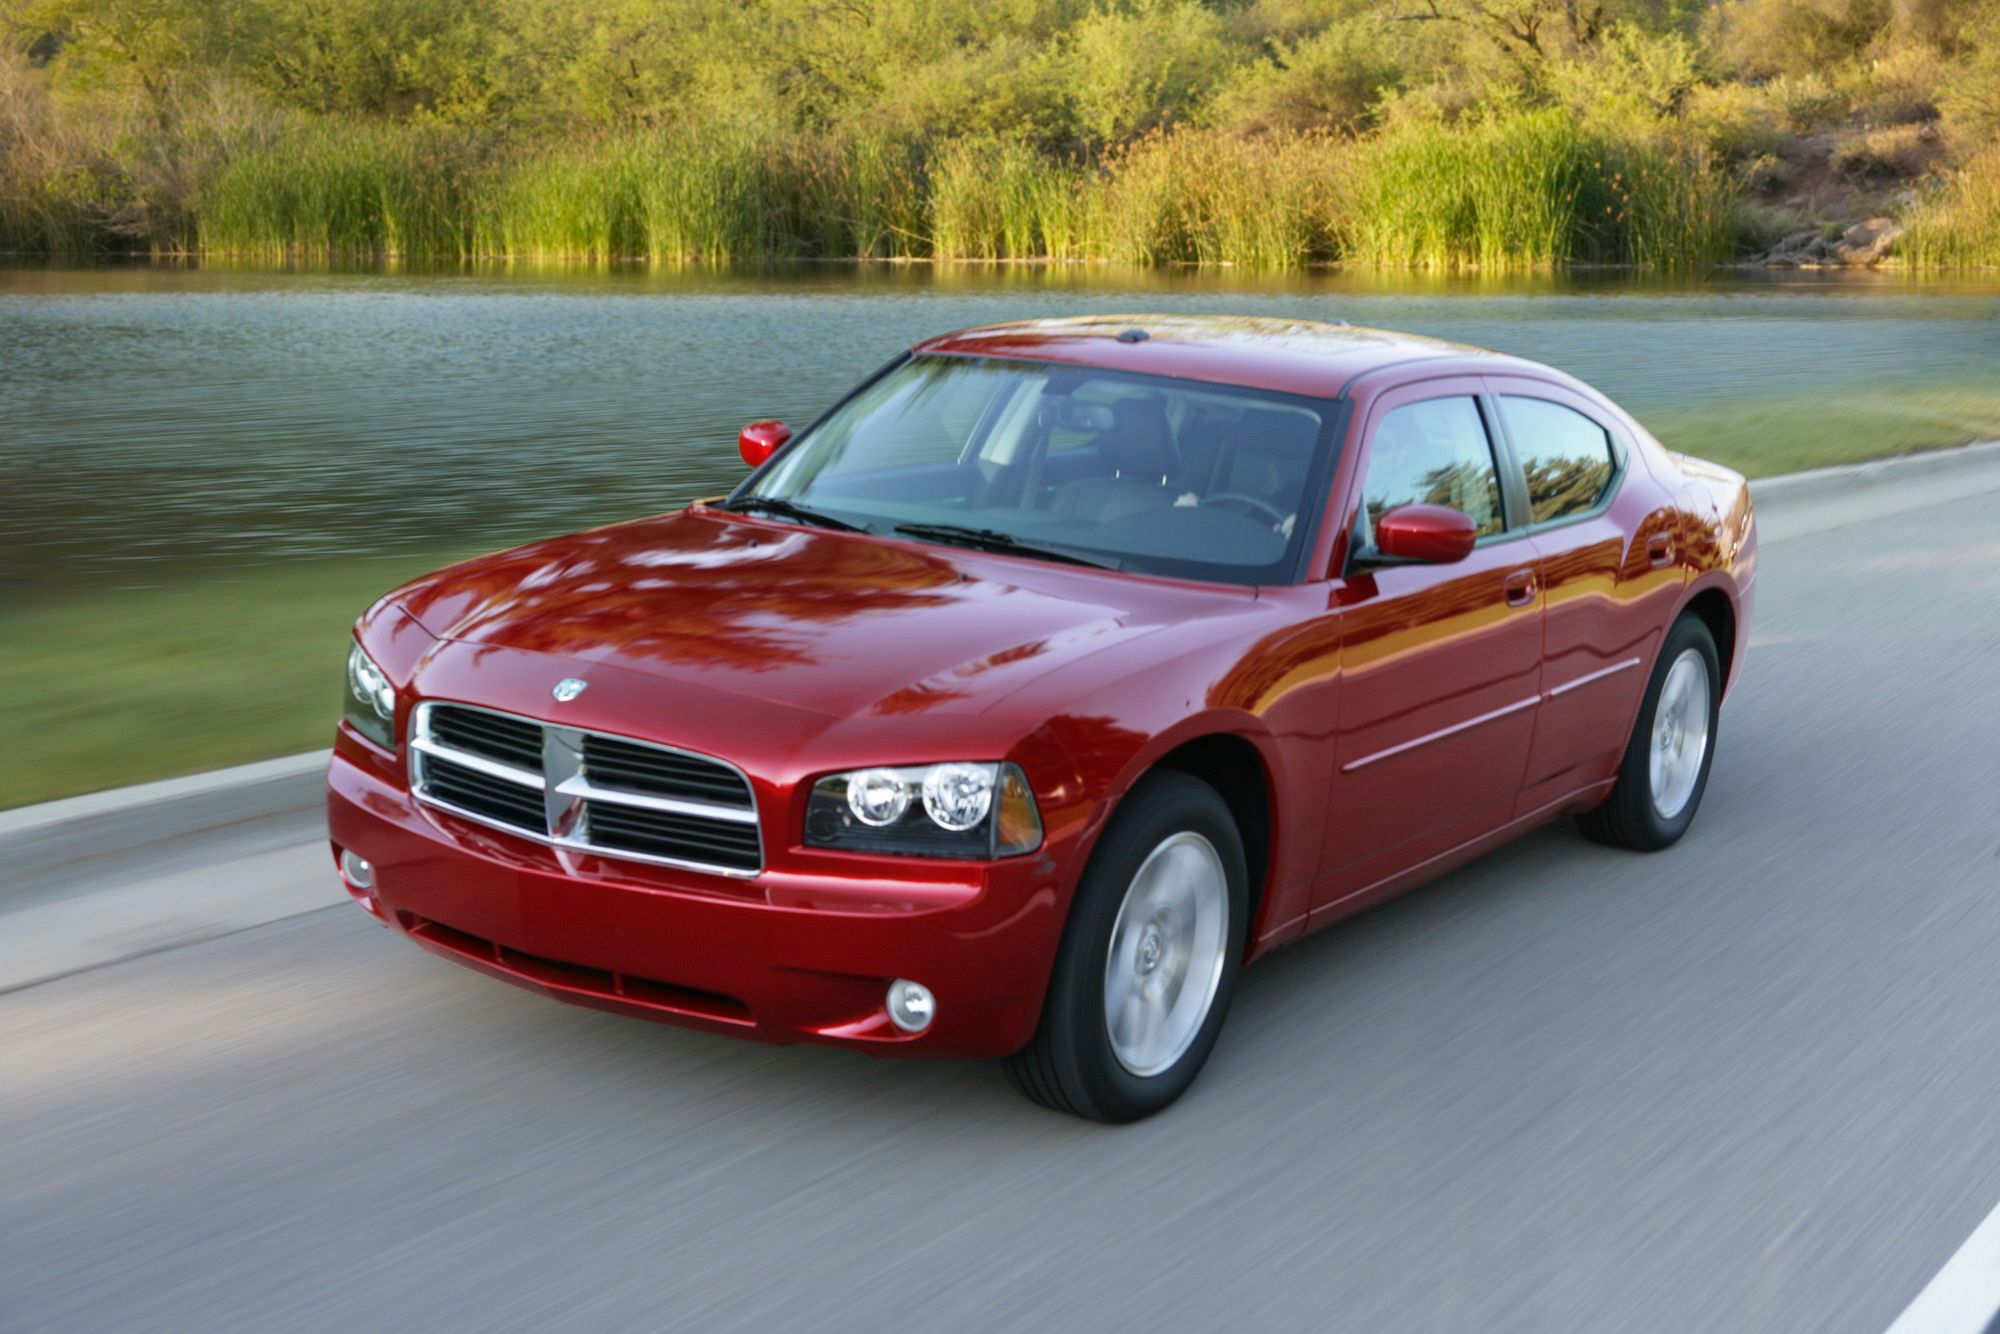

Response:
(1005, 771), (1247, 1122)
(1578, 614), (1721, 851)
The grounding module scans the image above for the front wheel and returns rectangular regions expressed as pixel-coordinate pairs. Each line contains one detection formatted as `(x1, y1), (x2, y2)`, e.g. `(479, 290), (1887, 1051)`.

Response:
(1578, 613), (1722, 851)
(1005, 771), (1247, 1122)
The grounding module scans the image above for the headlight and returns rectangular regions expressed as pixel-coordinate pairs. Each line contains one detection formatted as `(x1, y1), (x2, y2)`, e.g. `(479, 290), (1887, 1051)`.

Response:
(806, 762), (1042, 858)
(344, 640), (396, 748)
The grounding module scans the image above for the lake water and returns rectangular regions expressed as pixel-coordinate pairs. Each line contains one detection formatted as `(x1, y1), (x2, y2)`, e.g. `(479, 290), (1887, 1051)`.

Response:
(5, 262), (1998, 599)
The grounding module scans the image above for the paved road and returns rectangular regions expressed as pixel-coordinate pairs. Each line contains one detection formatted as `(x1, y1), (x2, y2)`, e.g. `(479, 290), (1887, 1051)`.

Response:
(6, 479), (2000, 1332)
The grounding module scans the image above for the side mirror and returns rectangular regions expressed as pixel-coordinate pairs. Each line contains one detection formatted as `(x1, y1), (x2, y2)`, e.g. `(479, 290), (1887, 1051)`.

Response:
(1374, 503), (1478, 564)
(738, 420), (793, 468)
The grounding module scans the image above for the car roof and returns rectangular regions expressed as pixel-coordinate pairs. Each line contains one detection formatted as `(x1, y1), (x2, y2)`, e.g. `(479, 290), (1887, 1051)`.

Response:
(909, 314), (1548, 399)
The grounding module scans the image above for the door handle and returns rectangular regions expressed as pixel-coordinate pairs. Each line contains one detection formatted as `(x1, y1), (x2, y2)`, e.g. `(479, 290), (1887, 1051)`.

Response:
(1504, 568), (1538, 608)
(1647, 532), (1674, 568)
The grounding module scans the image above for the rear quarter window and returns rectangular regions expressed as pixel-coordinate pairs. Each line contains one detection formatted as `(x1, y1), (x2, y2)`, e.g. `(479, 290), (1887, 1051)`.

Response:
(1498, 397), (1617, 524)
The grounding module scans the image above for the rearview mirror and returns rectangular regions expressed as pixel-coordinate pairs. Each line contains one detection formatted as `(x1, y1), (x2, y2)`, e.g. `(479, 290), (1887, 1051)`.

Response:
(739, 420), (793, 468)
(1374, 503), (1478, 564)
(1040, 397), (1115, 433)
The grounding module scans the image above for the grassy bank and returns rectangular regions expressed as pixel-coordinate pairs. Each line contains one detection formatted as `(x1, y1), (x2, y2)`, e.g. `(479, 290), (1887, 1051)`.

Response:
(8, 420), (1999, 810)
(4, 112), (1740, 270)
(0, 552), (473, 810)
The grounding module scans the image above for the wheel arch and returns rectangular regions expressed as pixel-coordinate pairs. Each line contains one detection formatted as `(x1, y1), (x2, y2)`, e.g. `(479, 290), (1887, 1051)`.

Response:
(1143, 730), (1278, 950)
(1679, 581), (1739, 694)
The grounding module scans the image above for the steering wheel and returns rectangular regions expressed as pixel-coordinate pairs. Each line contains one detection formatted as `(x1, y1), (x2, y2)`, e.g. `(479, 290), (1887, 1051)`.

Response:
(1200, 492), (1289, 526)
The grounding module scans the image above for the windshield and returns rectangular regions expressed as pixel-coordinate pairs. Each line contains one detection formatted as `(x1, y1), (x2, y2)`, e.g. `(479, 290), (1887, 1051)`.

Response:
(732, 355), (1341, 585)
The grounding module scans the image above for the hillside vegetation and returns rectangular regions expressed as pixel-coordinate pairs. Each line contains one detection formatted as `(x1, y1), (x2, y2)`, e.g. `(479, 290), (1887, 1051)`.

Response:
(2, 0), (1997, 267)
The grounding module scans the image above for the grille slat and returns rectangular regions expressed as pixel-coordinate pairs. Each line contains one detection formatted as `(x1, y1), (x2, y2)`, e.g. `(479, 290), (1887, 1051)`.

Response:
(429, 708), (544, 769)
(586, 804), (763, 847)
(583, 736), (754, 807)
(583, 804), (763, 871)
(413, 703), (762, 876)
(422, 754), (547, 831)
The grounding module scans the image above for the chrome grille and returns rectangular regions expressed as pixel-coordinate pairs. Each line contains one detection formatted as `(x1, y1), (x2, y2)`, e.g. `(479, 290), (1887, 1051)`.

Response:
(410, 702), (762, 877)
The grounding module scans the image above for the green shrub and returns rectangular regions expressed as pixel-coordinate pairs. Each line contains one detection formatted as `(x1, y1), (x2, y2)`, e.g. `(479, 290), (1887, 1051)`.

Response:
(1763, 72), (1855, 130)
(1937, 45), (2000, 143)
(1830, 123), (1940, 184)
(1059, 0), (1233, 146)
(1855, 42), (1946, 123)
(1716, 0), (1895, 80)
(1682, 83), (1794, 163)
(1208, 19), (1405, 135)
(1544, 26), (1704, 134)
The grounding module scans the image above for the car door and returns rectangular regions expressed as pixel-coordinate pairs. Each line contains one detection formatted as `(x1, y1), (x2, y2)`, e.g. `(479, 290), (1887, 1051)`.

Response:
(1485, 379), (1679, 812)
(1313, 380), (1543, 919)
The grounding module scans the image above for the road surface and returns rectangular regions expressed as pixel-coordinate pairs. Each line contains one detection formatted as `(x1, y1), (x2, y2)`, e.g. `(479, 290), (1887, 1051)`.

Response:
(5, 462), (2000, 1332)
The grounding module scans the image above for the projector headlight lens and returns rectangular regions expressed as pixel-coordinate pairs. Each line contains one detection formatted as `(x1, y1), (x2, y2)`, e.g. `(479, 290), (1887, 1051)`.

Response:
(845, 767), (913, 827)
(344, 640), (397, 748)
(921, 762), (994, 832)
(807, 762), (1042, 859)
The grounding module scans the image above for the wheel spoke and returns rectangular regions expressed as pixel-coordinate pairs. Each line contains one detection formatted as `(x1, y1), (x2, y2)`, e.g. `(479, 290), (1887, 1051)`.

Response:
(1102, 830), (1229, 1078)
(1647, 648), (1711, 821)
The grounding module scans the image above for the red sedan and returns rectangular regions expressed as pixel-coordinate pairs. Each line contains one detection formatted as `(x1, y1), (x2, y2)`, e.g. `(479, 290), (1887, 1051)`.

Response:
(328, 315), (1756, 1121)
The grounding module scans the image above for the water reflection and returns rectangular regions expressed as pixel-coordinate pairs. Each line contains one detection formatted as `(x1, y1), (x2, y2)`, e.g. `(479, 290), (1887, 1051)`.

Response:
(4, 260), (1997, 599)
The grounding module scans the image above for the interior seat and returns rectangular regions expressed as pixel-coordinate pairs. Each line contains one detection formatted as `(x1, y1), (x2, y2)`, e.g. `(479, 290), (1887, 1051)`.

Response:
(1212, 407), (1318, 513)
(1048, 398), (1183, 524)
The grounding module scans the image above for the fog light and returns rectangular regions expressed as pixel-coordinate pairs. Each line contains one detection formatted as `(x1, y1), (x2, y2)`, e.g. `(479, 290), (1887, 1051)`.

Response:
(886, 979), (935, 1034)
(340, 849), (375, 891)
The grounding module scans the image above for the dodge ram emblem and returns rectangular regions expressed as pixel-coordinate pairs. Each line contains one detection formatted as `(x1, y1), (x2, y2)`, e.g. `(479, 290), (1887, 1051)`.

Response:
(551, 677), (588, 702)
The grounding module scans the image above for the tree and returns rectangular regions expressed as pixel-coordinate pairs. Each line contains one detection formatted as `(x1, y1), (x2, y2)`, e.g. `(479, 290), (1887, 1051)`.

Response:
(1373, 0), (1609, 69)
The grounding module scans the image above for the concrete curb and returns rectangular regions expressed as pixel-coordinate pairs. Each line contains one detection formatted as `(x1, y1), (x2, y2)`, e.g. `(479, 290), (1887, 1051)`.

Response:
(0, 751), (331, 914)
(3, 436), (1997, 851)
(1750, 439), (2000, 509)
(0, 750), (329, 841)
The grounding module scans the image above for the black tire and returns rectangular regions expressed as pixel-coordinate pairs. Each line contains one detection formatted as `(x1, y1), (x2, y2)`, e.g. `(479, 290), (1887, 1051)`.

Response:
(1005, 771), (1249, 1123)
(1578, 613), (1722, 851)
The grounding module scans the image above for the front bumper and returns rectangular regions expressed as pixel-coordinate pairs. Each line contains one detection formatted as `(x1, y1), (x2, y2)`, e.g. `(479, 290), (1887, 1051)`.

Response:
(327, 742), (1069, 1059)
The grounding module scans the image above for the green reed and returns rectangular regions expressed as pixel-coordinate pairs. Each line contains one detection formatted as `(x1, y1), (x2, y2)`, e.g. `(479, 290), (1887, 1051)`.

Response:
(38, 109), (1750, 269)
(929, 138), (1093, 261)
(1340, 110), (1733, 270)
(202, 120), (478, 260)
(1901, 142), (2000, 269)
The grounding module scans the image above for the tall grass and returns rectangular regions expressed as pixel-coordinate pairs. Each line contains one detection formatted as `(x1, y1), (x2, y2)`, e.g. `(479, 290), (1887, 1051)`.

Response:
(474, 130), (931, 263)
(475, 140), (645, 262)
(4, 91), (1747, 270)
(203, 120), (480, 260)
(930, 138), (1095, 260)
(1340, 110), (1732, 269)
(1901, 142), (2000, 268)
(1097, 130), (1341, 268)
(763, 132), (930, 259)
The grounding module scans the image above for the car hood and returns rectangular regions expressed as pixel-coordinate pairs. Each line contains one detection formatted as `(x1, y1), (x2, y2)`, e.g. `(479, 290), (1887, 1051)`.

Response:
(390, 507), (1248, 720)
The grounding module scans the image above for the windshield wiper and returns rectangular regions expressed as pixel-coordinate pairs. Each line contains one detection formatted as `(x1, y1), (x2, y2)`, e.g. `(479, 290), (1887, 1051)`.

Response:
(893, 522), (1123, 571)
(718, 496), (871, 534)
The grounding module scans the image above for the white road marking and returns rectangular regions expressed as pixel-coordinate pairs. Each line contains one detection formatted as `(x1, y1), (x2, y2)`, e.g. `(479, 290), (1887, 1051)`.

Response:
(1887, 1198), (2000, 1333)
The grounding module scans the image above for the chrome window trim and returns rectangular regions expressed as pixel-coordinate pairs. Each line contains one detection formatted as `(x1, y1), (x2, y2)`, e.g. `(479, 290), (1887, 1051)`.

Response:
(409, 700), (764, 879)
